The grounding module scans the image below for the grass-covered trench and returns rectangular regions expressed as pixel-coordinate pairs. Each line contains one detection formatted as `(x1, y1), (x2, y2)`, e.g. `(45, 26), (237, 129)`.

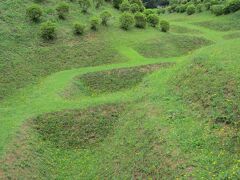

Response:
(0, 0), (239, 179)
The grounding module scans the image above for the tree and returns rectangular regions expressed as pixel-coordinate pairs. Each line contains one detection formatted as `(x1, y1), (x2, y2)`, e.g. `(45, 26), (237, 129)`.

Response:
(224, 0), (240, 14)
(119, 12), (135, 30)
(142, 0), (169, 8)
(79, 0), (91, 13)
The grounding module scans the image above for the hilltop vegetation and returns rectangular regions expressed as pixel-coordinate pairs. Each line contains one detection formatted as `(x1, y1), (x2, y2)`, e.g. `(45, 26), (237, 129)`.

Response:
(0, 0), (240, 179)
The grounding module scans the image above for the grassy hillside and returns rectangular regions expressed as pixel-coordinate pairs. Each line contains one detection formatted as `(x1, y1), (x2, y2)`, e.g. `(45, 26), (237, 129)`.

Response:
(0, 0), (239, 179)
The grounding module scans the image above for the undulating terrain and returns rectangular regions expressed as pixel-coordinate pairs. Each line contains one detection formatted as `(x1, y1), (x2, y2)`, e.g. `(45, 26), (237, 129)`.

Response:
(0, 0), (239, 179)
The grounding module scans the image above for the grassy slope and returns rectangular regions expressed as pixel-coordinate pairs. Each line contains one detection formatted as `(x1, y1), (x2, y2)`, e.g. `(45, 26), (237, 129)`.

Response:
(0, 1), (239, 179)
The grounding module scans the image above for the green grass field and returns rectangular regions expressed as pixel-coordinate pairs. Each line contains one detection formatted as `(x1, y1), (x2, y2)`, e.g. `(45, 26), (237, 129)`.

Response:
(0, 0), (239, 179)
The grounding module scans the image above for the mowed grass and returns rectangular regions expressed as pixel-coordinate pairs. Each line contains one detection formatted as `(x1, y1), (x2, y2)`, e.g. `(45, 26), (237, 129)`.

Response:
(0, 1), (240, 179)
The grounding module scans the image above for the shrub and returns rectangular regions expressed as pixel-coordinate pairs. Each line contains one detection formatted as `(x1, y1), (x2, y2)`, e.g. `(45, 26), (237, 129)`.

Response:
(95, 0), (104, 9)
(100, 10), (112, 26)
(147, 14), (159, 27)
(79, 0), (91, 13)
(40, 21), (56, 40)
(56, 2), (69, 19)
(26, 4), (43, 22)
(130, 3), (140, 13)
(119, 12), (134, 30)
(120, 0), (130, 12)
(211, 5), (224, 16)
(134, 12), (147, 28)
(186, 4), (196, 15)
(113, 0), (123, 9)
(167, 5), (177, 13)
(144, 9), (154, 16)
(179, 4), (187, 13)
(160, 20), (170, 32)
(157, 7), (165, 14)
(196, 4), (203, 13)
(224, 0), (240, 14)
(74, 23), (85, 35)
(90, 17), (100, 30)
(205, 2), (211, 10)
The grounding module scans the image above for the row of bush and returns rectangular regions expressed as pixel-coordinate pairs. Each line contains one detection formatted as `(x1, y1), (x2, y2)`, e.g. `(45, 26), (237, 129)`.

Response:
(39, 10), (112, 40)
(120, 12), (169, 32)
(26, 0), (112, 22)
(39, 11), (169, 41)
(161, 0), (240, 16)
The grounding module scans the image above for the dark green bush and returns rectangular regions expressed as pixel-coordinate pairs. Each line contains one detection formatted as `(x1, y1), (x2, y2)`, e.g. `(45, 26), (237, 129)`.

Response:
(167, 5), (177, 13)
(186, 4), (196, 15)
(26, 4), (43, 22)
(79, 0), (91, 13)
(113, 0), (123, 9)
(40, 21), (56, 40)
(160, 20), (170, 32)
(157, 7), (165, 14)
(129, 0), (144, 11)
(56, 2), (69, 19)
(211, 5), (224, 16)
(95, 0), (104, 9)
(90, 17), (100, 31)
(178, 4), (187, 13)
(205, 2), (211, 10)
(224, 0), (240, 14)
(119, 12), (134, 30)
(130, 3), (140, 13)
(196, 4), (203, 13)
(100, 10), (112, 26)
(147, 14), (159, 27)
(120, 0), (130, 12)
(134, 12), (147, 28)
(144, 9), (154, 16)
(74, 23), (85, 35)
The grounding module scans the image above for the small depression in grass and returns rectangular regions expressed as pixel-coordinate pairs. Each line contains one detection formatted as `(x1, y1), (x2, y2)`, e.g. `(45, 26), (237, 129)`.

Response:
(223, 32), (240, 40)
(135, 34), (212, 58)
(64, 63), (172, 97)
(32, 104), (125, 149)
(193, 21), (240, 32)
(170, 25), (201, 34)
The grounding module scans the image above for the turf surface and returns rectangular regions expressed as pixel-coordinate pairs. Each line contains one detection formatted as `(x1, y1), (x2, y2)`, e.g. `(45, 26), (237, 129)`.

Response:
(0, 1), (239, 179)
